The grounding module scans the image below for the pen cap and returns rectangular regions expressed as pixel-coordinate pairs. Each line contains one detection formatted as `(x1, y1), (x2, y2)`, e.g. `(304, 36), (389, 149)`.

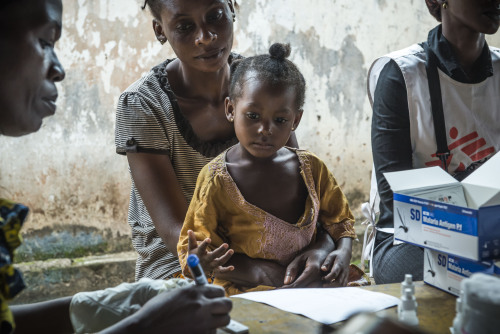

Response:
(187, 254), (200, 268)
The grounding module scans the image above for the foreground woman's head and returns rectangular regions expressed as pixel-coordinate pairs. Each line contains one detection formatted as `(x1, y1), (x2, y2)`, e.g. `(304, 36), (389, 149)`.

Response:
(0, 0), (65, 137)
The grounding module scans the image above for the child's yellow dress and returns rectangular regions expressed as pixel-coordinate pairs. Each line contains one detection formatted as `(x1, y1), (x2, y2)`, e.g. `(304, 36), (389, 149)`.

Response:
(177, 148), (356, 295)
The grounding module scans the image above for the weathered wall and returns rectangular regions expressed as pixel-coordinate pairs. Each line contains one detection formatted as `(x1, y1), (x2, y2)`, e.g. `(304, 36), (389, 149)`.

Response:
(1, 0), (499, 259)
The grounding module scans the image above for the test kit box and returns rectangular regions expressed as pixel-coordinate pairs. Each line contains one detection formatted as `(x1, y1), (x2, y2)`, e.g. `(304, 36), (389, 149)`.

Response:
(423, 248), (500, 296)
(384, 153), (500, 261)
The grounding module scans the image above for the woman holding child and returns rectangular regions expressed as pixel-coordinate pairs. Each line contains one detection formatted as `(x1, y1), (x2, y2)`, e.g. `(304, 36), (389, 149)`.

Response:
(369, 0), (500, 284)
(116, 0), (353, 287)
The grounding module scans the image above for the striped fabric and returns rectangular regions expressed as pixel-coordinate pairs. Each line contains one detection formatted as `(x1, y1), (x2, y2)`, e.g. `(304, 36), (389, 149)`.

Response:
(115, 58), (238, 280)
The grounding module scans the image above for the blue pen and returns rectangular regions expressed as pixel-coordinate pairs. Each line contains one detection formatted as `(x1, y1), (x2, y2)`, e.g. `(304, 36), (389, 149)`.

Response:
(188, 254), (249, 333)
(187, 254), (209, 285)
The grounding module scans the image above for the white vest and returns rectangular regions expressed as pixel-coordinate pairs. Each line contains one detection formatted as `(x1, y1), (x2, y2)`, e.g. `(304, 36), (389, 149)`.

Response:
(359, 45), (500, 267)
(368, 44), (500, 173)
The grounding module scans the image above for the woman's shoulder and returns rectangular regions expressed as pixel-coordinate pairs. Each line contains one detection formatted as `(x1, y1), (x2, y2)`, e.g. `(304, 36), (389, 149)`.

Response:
(119, 59), (175, 102)
(117, 59), (177, 118)
(370, 44), (425, 77)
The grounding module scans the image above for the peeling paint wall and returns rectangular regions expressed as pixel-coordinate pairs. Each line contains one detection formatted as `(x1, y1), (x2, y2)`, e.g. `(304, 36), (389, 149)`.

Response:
(1, 0), (499, 257)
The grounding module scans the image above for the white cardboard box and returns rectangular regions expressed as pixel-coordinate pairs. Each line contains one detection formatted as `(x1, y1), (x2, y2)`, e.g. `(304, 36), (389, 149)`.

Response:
(423, 248), (499, 296)
(384, 153), (500, 261)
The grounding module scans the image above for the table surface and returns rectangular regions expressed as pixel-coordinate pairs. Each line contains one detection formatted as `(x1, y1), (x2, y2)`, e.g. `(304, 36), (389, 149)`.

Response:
(223, 282), (456, 334)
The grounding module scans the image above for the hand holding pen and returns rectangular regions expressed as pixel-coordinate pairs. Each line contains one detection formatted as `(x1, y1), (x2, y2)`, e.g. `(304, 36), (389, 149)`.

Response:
(103, 268), (232, 334)
(187, 254), (249, 334)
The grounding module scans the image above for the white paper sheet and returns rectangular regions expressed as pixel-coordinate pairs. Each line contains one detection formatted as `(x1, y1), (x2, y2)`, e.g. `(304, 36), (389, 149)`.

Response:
(232, 288), (400, 324)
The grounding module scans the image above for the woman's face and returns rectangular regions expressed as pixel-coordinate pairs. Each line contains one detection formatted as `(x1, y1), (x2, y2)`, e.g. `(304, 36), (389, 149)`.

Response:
(154, 0), (234, 73)
(442, 0), (500, 35)
(0, 0), (65, 137)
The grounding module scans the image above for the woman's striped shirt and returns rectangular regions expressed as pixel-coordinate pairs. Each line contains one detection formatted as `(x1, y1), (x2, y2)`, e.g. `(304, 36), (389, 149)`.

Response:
(115, 57), (238, 280)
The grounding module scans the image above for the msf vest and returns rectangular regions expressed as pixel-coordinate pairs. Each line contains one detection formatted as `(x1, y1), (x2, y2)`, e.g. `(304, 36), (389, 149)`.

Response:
(368, 44), (500, 173)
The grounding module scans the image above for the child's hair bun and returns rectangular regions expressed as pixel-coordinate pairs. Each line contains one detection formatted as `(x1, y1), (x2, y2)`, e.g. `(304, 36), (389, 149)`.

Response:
(269, 43), (291, 61)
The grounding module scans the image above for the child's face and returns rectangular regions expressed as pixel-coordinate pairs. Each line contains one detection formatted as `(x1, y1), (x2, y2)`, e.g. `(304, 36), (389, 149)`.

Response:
(225, 75), (303, 159)
(153, 0), (235, 73)
(0, 0), (65, 137)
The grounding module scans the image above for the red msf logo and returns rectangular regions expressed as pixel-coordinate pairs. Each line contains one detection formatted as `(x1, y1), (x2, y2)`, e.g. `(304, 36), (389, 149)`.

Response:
(425, 127), (495, 172)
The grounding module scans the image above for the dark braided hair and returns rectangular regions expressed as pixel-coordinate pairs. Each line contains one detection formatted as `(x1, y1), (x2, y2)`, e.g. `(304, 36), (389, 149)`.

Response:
(229, 43), (306, 111)
(425, 0), (442, 22)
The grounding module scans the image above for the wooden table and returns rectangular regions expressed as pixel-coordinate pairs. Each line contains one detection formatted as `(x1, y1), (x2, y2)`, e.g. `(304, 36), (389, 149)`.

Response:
(224, 282), (456, 334)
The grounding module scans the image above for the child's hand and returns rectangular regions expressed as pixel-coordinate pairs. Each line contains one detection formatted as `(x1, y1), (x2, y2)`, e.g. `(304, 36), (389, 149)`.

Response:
(187, 230), (234, 276)
(320, 237), (352, 286)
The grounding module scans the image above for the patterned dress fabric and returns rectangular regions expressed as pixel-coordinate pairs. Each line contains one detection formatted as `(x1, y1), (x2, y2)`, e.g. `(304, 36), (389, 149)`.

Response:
(0, 199), (28, 333)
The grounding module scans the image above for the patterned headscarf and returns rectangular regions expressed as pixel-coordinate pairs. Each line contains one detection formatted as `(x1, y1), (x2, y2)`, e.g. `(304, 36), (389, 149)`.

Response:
(425, 0), (442, 21)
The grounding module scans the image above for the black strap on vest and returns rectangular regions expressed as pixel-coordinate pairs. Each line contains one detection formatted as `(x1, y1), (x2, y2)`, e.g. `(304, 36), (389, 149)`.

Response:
(424, 43), (450, 172)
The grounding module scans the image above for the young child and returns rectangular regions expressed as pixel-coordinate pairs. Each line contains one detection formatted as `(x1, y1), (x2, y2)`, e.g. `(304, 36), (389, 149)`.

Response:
(177, 43), (357, 295)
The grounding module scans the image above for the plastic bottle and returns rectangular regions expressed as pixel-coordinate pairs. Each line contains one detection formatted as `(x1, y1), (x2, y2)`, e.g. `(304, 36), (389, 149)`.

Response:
(398, 288), (419, 326)
(398, 274), (416, 318)
(401, 274), (415, 295)
(451, 291), (463, 334)
(458, 274), (500, 334)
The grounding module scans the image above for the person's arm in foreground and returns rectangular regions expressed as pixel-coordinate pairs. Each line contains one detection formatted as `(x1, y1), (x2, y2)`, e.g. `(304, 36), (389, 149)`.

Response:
(12, 285), (231, 334)
(101, 285), (231, 334)
(11, 297), (74, 334)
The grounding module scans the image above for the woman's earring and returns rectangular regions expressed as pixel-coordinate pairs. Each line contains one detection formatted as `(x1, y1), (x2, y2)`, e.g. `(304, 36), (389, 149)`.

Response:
(232, 13), (236, 22)
(291, 127), (295, 131)
(158, 36), (167, 45)
(442, 1), (448, 9)
(229, 117), (234, 123)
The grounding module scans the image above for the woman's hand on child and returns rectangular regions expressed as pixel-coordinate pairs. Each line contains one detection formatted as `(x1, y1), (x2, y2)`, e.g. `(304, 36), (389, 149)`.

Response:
(282, 228), (336, 288)
(282, 248), (328, 288)
(320, 237), (353, 287)
(187, 230), (235, 275)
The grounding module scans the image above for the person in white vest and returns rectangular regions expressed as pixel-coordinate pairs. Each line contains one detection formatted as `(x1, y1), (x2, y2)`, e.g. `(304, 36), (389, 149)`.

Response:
(368, 0), (500, 284)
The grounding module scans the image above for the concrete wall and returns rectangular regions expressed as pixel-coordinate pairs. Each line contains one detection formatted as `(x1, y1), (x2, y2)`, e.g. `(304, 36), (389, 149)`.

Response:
(1, 0), (499, 260)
